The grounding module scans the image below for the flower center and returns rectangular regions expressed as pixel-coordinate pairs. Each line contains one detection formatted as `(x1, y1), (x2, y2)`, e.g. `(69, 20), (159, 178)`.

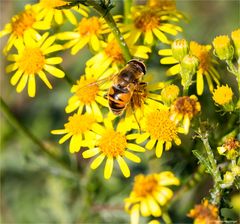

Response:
(18, 47), (45, 74)
(133, 174), (158, 197)
(40, 0), (67, 8)
(173, 96), (199, 117)
(133, 9), (160, 32)
(212, 85), (233, 105)
(64, 114), (95, 135)
(76, 78), (99, 104)
(98, 130), (127, 157)
(12, 10), (36, 37)
(146, 110), (177, 141)
(190, 41), (211, 72)
(78, 17), (101, 36)
(104, 40), (125, 64)
(147, 0), (176, 10)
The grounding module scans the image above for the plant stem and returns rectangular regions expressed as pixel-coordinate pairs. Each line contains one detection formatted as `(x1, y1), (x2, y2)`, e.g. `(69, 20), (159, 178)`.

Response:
(0, 97), (75, 175)
(124, 0), (133, 24)
(200, 134), (222, 205)
(89, 0), (131, 61)
(226, 60), (240, 93)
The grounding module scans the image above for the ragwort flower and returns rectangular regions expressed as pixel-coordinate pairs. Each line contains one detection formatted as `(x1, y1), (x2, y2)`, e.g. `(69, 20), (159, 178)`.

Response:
(33, 0), (88, 25)
(65, 68), (117, 122)
(159, 41), (221, 95)
(0, 4), (50, 53)
(231, 28), (240, 58)
(136, 109), (184, 158)
(127, 5), (183, 46)
(212, 85), (233, 106)
(217, 137), (240, 160)
(51, 113), (97, 153)
(170, 95), (201, 134)
(6, 32), (65, 97)
(187, 199), (220, 224)
(86, 34), (151, 75)
(82, 118), (145, 179)
(125, 172), (179, 224)
(58, 16), (122, 53)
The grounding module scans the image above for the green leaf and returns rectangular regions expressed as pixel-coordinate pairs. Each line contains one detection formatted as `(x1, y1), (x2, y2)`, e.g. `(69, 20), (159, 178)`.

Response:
(192, 150), (213, 175)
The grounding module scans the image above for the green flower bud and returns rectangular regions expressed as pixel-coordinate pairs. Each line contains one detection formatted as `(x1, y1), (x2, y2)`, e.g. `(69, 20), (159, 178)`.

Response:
(212, 35), (234, 60)
(171, 39), (189, 61)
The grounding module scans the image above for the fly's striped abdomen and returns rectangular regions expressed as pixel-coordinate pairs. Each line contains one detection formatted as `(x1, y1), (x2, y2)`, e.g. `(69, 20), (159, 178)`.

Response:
(108, 85), (132, 115)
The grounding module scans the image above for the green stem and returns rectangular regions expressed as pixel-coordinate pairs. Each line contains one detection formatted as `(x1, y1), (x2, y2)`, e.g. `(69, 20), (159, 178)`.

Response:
(226, 60), (240, 93)
(124, 0), (133, 24)
(0, 97), (75, 175)
(88, 0), (131, 62)
(200, 135), (222, 205)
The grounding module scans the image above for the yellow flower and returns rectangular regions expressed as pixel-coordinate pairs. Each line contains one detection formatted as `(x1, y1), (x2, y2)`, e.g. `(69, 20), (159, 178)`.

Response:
(86, 34), (151, 75)
(33, 0), (88, 25)
(212, 85), (233, 105)
(217, 137), (240, 160)
(125, 172), (179, 224)
(170, 95), (201, 134)
(187, 199), (220, 224)
(65, 69), (115, 122)
(212, 35), (234, 60)
(135, 109), (183, 158)
(147, 0), (177, 11)
(51, 113), (97, 152)
(58, 16), (122, 53)
(231, 28), (240, 58)
(6, 32), (65, 97)
(161, 84), (179, 105)
(0, 4), (50, 53)
(159, 41), (220, 95)
(82, 118), (145, 179)
(127, 5), (183, 46)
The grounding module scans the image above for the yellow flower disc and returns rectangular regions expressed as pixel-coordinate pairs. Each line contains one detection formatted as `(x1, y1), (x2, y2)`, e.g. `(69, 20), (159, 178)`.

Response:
(146, 110), (178, 141)
(12, 10), (36, 37)
(78, 17), (101, 36)
(99, 130), (127, 157)
(212, 85), (233, 105)
(64, 114), (95, 135)
(104, 40), (124, 63)
(18, 48), (45, 74)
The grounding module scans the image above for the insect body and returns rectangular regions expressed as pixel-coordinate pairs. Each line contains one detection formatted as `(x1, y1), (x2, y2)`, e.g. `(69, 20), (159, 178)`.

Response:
(107, 59), (147, 116)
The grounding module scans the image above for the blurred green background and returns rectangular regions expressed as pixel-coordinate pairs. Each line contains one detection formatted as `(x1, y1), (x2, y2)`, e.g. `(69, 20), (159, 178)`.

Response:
(0, 0), (239, 223)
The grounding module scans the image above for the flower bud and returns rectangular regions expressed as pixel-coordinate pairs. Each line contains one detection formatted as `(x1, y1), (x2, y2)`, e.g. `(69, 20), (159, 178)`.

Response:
(161, 84), (179, 104)
(180, 54), (199, 87)
(212, 35), (234, 60)
(212, 85), (233, 106)
(172, 39), (189, 61)
(231, 29), (240, 58)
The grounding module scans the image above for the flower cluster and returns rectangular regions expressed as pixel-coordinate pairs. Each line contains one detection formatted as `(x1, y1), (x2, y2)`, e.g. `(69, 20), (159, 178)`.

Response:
(1, 0), (240, 223)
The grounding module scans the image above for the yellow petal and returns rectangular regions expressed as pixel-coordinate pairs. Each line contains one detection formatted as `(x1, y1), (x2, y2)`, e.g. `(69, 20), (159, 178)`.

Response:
(37, 71), (52, 89)
(44, 65), (65, 78)
(127, 143), (145, 152)
(144, 30), (153, 45)
(41, 35), (56, 51)
(146, 138), (156, 150)
(90, 153), (105, 169)
(6, 63), (18, 73)
(152, 28), (169, 44)
(124, 151), (141, 163)
(51, 129), (68, 135)
(158, 49), (172, 56)
(42, 45), (63, 54)
(116, 156), (130, 178)
(82, 148), (100, 158)
(136, 132), (150, 144)
(54, 9), (63, 24)
(69, 134), (82, 153)
(147, 196), (161, 217)
(64, 10), (77, 25)
(156, 141), (164, 158)
(166, 64), (181, 76)
(16, 73), (28, 93)
(130, 204), (140, 224)
(28, 74), (36, 97)
(45, 57), (63, 65)
(90, 35), (100, 51)
(10, 70), (23, 86)
(160, 57), (178, 64)
(140, 199), (151, 216)
(197, 70), (204, 95)
(104, 157), (113, 179)
(59, 132), (72, 144)
(92, 123), (105, 135)
(71, 38), (89, 55)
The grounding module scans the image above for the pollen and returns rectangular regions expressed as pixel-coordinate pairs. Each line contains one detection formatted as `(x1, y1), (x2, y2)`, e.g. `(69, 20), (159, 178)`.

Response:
(12, 10), (36, 37)
(105, 40), (125, 64)
(98, 130), (127, 157)
(18, 47), (45, 74)
(78, 17), (101, 36)
(172, 96), (201, 118)
(76, 78), (99, 104)
(146, 110), (178, 141)
(133, 9), (160, 32)
(64, 113), (95, 135)
(212, 85), (233, 105)
(133, 174), (158, 197)
(190, 41), (211, 72)
(40, 0), (67, 8)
